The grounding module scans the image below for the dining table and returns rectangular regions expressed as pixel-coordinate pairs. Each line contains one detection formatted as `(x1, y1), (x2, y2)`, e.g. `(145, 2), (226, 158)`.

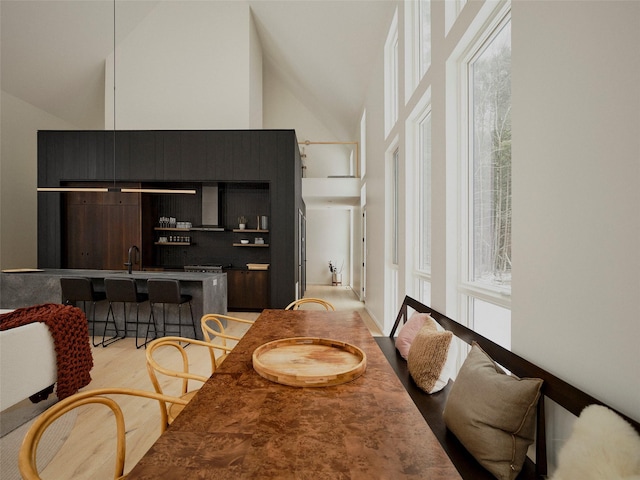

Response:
(126, 309), (461, 479)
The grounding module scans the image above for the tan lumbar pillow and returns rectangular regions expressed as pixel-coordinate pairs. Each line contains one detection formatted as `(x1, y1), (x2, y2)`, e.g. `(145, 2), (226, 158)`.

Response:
(551, 404), (640, 480)
(443, 343), (543, 480)
(407, 317), (454, 394)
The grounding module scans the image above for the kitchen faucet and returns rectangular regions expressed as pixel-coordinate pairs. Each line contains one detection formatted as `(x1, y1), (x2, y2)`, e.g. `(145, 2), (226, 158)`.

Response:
(125, 245), (140, 274)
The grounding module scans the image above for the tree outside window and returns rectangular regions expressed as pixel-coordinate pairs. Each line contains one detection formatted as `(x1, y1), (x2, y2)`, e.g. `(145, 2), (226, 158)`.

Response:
(470, 19), (511, 289)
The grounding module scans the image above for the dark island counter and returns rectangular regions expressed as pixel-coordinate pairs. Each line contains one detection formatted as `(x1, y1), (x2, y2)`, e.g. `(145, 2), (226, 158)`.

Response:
(0, 269), (227, 340)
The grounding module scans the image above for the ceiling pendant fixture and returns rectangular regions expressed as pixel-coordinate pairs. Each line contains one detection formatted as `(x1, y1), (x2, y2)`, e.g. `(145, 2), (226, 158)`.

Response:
(38, 1), (194, 195)
(121, 188), (197, 194)
(37, 187), (109, 192)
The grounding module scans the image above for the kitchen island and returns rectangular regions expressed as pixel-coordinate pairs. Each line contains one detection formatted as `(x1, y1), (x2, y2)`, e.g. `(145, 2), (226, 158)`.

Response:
(0, 269), (227, 340)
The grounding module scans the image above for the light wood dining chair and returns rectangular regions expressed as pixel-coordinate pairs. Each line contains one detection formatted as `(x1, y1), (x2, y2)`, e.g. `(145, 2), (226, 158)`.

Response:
(145, 336), (232, 424)
(18, 387), (186, 480)
(285, 298), (336, 311)
(201, 314), (255, 367)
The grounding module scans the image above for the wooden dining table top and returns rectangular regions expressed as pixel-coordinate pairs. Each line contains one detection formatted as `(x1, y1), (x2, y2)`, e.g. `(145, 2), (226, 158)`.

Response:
(126, 309), (461, 479)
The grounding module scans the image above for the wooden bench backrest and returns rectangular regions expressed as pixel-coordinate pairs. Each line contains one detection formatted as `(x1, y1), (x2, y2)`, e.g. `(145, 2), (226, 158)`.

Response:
(390, 295), (640, 477)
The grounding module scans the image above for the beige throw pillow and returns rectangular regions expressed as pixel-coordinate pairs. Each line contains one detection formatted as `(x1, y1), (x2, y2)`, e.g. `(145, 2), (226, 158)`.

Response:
(407, 318), (454, 394)
(443, 343), (543, 480)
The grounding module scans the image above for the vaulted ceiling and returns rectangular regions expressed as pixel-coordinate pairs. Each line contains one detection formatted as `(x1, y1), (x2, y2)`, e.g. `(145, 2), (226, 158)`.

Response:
(1, 1), (396, 139)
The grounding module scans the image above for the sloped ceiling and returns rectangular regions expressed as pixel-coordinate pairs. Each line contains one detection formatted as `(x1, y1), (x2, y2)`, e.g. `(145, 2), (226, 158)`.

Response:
(1, 0), (396, 137)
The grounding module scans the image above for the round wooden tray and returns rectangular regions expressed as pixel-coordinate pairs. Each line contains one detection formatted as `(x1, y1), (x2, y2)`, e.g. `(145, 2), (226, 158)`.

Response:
(252, 337), (367, 387)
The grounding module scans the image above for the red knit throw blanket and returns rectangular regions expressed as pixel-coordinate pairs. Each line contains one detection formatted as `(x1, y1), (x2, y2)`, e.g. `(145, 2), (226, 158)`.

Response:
(0, 303), (93, 400)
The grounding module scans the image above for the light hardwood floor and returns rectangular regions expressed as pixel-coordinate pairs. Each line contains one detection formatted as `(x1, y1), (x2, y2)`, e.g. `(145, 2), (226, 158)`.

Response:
(39, 285), (379, 479)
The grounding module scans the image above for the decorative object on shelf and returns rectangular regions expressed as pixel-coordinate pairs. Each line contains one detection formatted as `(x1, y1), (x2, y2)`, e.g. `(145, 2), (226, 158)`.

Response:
(238, 216), (247, 230)
(254, 237), (265, 245)
(260, 215), (269, 230)
(240, 239), (249, 244)
(329, 260), (344, 286)
(159, 216), (178, 228)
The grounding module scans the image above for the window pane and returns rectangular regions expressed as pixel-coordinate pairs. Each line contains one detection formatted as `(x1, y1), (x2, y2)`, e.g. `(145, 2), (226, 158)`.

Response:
(470, 20), (511, 289)
(385, 11), (399, 134)
(472, 298), (510, 349)
(391, 268), (399, 315)
(390, 35), (398, 127)
(417, 277), (431, 305)
(392, 149), (399, 265)
(419, 0), (431, 76)
(418, 112), (432, 271)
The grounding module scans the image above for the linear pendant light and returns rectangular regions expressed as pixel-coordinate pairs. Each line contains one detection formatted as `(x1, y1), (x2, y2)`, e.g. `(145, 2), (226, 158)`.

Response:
(37, 1), (194, 195)
(37, 187), (109, 192)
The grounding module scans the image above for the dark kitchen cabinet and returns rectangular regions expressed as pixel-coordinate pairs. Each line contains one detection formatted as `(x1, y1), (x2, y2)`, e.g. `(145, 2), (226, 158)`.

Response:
(64, 189), (141, 270)
(66, 197), (103, 269)
(227, 270), (269, 310)
(129, 131), (163, 180)
(38, 129), (303, 308)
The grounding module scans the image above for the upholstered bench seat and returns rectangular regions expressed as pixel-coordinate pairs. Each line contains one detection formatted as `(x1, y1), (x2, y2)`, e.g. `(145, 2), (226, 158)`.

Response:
(375, 335), (536, 480)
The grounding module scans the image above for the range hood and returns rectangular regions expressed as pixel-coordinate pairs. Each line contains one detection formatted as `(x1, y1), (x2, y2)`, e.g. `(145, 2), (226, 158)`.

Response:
(200, 185), (221, 228)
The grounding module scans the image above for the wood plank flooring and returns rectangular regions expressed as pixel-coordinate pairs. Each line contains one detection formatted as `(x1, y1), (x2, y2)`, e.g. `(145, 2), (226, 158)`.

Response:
(39, 285), (379, 479)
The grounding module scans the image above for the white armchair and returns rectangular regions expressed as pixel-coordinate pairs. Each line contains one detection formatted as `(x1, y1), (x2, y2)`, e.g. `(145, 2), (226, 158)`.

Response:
(0, 309), (57, 411)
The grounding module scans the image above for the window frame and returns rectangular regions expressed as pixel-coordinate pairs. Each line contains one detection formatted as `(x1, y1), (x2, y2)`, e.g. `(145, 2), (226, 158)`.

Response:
(446, 1), (512, 343)
(416, 108), (432, 276)
(406, 89), (433, 304)
(392, 148), (400, 267)
(385, 140), (401, 330)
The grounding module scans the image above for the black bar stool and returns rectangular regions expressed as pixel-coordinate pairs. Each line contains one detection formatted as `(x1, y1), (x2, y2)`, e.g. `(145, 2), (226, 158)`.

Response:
(147, 279), (196, 341)
(60, 277), (107, 347)
(104, 277), (152, 348)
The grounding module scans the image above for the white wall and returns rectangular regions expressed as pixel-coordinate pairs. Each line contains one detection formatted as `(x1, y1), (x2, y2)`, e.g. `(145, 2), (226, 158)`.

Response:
(263, 64), (342, 141)
(0, 91), (77, 270)
(306, 208), (351, 286)
(263, 64), (355, 177)
(301, 143), (354, 178)
(105, 2), (257, 129)
(249, 11), (263, 129)
(512, 0), (640, 429)
(359, 51), (387, 330)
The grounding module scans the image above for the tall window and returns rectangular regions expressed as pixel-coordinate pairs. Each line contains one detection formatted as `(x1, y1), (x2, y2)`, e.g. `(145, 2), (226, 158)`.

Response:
(469, 17), (511, 291)
(418, 0), (431, 78)
(385, 146), (401, 327)
(418, 111), (432, 274)
(405, 0), (431, 100)
(360, 110), (367, 178)
(385, 10), (399, 136)
(459, 10), (511, 347)
(415, 109), (432, 304)
(392, 148), (400, 266)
